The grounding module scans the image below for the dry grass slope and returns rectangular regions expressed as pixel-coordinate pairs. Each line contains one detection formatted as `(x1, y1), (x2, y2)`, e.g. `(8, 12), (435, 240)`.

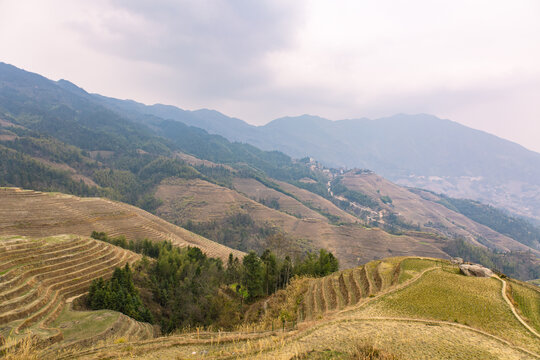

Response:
(0, 187), (243, 261)
(155, 178), (449, 268)
(340, 172), (538, 255)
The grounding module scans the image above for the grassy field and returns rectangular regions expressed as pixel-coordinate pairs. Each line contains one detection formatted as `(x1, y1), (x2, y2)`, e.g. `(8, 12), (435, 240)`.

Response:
(397, 258), (442, 283)
(358, 267), (540, 353)
(42, 317), (536, 360)
(51, 307), (120, 342)
(508, 279), (540, 333)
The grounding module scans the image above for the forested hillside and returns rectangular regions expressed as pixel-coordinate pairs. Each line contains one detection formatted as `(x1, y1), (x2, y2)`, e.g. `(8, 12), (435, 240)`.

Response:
(1, 62), (539, 281)
(0, 62), (318, 212)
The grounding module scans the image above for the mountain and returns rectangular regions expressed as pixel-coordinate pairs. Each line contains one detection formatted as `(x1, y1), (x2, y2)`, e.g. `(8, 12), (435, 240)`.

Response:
(1, 62), (539, 280)
(98, 96), (540, 222)
(152, 176), (448, 268)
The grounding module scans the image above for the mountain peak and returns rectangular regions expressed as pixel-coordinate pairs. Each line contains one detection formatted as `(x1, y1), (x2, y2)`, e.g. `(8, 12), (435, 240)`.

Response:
(264, 114), (332, 129)
(56, 79), (89, 95)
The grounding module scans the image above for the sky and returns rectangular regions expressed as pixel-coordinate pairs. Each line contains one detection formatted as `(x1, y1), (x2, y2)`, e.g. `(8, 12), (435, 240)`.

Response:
(1, 0), (539, 152)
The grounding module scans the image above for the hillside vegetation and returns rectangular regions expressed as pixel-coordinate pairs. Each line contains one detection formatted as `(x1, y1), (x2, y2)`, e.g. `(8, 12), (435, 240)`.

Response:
(338, 171), (534, 253)
(25, 256), (540, 360)
(124, 103), (540, 222)
(153, 178), (448, 267)
(438, 196), (540, 250)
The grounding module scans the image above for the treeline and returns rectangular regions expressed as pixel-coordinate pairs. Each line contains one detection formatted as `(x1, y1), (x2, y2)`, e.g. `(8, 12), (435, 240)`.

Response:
(380, 212), (421, 234)
(1, 71), (324, 215)
(443, 238), (540, 280)
(226, 248), (339, 301)
(0, 145), (105, 197)
(0, 132), (233, 212)
(441, 197), (540, 250)
(90, 232), (339, 332)
(157, 120), (316, 182)
(91, 231), (169, 258)
(87, 264), (152, 323)
(91, 232), (230, 331)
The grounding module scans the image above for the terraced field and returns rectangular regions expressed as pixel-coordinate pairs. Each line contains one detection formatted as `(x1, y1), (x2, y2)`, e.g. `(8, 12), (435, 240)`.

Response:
(280, 257), (423, 321)
(232, 177), (333, 221)
(51, 257), (540, 360)
(0, 235), (155, 351)
(155, 179), (448, 268)
(0, 187), (243, 262)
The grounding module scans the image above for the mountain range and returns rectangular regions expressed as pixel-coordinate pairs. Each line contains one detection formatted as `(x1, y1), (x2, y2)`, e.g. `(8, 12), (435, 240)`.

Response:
(2, 62), (540, 358)
(1, 61), (539, 276)
(92, 95), (540, 222)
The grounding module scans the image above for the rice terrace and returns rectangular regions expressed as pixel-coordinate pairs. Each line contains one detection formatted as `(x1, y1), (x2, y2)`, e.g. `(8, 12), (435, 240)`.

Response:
(1, 227), (539, 359)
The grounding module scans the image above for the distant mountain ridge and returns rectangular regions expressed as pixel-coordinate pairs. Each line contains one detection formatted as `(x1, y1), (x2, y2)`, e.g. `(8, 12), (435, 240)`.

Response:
(93, 96), (540, 221)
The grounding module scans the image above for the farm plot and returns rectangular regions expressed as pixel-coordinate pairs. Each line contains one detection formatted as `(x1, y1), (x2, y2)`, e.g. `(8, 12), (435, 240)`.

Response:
(0, 235), (153, 350)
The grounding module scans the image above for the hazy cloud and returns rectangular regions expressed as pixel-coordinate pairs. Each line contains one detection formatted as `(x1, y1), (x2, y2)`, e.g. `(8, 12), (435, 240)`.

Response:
(68, 0), (303, 98)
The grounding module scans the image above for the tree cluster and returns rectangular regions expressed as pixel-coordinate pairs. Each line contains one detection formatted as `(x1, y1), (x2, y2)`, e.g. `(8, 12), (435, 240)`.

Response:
(226, 248), (339, 302)
(87, 264), (152, 323)
(90, 232), (340, 331)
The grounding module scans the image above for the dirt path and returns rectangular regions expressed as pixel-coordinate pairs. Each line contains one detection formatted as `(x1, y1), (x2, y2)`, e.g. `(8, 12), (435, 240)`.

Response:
(497, 276), (540, 339)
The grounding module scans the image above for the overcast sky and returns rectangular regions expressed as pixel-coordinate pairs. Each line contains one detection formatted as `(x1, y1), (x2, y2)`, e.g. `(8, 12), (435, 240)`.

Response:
(1, 0), (539, 152)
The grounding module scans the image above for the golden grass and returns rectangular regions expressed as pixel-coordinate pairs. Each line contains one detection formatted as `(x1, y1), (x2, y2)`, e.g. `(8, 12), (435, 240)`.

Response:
(85, 318), (535, 360)
(51, 307), (120, 341)
(508, 279), (540, 333)
(397, 258), (439, 283)
(1, 335), (41, 360)
(359, 268), (540, 353)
